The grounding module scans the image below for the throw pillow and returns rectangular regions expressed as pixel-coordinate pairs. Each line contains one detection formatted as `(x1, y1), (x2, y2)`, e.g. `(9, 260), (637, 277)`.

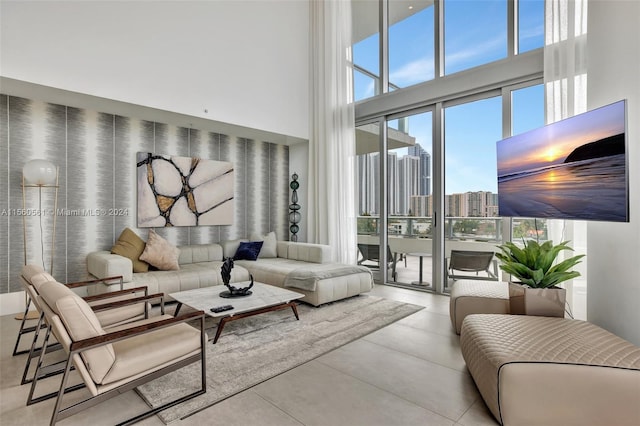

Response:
(139, 229), (180, 271)
(234, 241), (264, 261)
(221, 238), (249, 259)
(248, 231), (277, 258)
(110, 228), (150, 273)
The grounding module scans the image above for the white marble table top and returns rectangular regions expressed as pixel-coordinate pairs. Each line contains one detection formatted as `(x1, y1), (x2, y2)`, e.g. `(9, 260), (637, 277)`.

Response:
(169, 282), (305, 318)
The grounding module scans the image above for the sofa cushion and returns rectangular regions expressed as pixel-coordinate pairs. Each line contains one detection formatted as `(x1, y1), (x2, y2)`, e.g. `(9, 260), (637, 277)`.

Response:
(221, 239), (249, 259)
(139, 229), (180, 271)
(111, 228), (149, 273)
(279, 241), (332, 263)
(234, 241), (264, 261)
(177, 244), (223, 264)
(249, 231), (277, 258)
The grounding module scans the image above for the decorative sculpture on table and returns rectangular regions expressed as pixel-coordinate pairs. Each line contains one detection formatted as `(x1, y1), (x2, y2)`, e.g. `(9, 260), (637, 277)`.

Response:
(289, 173), (301, 242)
(219, 257), (254, 298)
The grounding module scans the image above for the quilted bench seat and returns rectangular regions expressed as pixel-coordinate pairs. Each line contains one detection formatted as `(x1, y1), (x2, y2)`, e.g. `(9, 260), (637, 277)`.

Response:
(449, 280), (510, 334)
(460, 314), (640, 425)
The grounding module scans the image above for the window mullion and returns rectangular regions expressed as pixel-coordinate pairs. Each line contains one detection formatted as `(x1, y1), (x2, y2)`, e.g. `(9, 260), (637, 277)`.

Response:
(380, 0), (389, 94)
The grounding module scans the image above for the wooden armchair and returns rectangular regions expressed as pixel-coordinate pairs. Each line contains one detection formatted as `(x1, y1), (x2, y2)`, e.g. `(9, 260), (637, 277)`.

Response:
(17, 265), (154, 386)
(14, 264), (131, 356)
(30, 279), (207, 425)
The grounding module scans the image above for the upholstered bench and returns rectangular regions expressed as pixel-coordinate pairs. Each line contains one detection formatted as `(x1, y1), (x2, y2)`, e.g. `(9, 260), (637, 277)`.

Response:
(449, 280), (509, 334)
(460, 314), (640, 426)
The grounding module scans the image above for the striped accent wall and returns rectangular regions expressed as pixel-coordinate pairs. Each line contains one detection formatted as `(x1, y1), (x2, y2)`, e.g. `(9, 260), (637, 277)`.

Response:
(0, 94), (289, 293)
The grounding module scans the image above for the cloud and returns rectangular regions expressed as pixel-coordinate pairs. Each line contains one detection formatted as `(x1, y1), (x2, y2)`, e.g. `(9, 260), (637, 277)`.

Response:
(446, 35), (506, 70)
(390, 57), (434, 87)
(519, 24), (544, 40)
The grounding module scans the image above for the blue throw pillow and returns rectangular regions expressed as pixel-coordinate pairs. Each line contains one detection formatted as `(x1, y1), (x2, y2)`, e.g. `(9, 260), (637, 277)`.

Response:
(234, 241), (264, 261)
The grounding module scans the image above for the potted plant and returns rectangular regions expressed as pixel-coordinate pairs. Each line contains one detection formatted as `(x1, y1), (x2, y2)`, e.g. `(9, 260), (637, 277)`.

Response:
(495, 240), (585, 317)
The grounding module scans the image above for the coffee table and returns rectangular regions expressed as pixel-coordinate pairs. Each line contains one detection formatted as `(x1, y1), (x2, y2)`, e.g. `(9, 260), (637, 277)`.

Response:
(170, 282), (305, 344)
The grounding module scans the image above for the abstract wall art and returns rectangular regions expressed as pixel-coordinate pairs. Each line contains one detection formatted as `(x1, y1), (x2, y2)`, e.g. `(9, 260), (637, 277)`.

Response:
(137, 152), (234, 227)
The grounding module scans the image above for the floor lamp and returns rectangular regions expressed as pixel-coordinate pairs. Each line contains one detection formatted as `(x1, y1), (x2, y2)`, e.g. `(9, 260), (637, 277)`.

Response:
(18, 159), (59, 320)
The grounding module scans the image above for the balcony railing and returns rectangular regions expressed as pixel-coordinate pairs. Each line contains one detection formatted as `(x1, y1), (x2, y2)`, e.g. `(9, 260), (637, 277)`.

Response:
(358, 215), (503, 242)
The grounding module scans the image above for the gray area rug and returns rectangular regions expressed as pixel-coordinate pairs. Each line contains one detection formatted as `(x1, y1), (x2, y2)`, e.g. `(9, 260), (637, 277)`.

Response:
(136, 294), (424, 424)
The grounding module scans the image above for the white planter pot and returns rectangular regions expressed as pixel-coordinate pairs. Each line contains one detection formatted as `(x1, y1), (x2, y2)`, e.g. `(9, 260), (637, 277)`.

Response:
(508, 283), (566, 317)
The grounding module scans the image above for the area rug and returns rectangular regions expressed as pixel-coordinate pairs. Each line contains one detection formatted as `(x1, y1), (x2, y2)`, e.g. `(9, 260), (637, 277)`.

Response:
(136, 294), (424, 424)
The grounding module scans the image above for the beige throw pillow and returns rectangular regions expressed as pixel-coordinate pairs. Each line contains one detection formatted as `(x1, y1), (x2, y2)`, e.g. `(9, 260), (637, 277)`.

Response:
(249, 231), (277, 258)
(139, 229), (180, 271)
(111, 228), (149, 273)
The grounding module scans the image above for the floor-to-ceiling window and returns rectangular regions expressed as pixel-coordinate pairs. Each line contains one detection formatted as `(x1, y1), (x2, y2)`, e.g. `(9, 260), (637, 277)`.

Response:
(443, 0), (507, 75)
(353, 0), (545, 293)
(386, 111), (434, 288)
(352, 0), (380, 101)
(443, 95), (503, 291)
(389, 1), (435, 89)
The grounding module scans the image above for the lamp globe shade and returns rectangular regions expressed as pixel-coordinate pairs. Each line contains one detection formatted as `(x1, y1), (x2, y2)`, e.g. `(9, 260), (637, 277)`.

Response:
(23, 159), (57, 185)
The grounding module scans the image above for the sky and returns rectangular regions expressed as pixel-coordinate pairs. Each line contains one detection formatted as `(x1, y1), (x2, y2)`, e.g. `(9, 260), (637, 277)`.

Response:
(353, 0), (545, 194)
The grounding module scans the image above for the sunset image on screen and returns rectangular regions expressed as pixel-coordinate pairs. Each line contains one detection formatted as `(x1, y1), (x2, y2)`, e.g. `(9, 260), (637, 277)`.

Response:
(497, 100), (628, 222)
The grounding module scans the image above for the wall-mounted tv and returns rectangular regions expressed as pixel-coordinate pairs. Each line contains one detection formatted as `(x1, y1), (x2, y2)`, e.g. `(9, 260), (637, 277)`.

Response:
(497, 100), (628, 222)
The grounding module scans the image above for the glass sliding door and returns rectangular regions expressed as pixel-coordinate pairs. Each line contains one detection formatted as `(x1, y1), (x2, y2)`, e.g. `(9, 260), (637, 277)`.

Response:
(443, 96), (502, 292)
(386, 111), (434, 288)
(356, 122), (383, 280)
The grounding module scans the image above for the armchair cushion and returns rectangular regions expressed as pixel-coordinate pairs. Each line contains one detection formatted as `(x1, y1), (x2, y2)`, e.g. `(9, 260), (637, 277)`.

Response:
(139, 229), (180, 271)
(103, 322), (202, 385)
(38, 281), (116, 384)
(111, 227), (149, 273)
(21, 264), (56, 290)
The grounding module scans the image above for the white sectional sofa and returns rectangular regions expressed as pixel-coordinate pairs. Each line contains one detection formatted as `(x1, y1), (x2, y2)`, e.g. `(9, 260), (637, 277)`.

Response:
(86, 240), (373, 306)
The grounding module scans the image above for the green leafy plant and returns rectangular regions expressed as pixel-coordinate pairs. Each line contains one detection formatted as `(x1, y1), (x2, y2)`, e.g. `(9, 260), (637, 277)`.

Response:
(495, 240), (585, 288)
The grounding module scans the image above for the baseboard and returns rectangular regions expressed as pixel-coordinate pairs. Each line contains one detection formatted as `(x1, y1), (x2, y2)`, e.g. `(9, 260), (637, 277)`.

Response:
(0, 291), (29, 316)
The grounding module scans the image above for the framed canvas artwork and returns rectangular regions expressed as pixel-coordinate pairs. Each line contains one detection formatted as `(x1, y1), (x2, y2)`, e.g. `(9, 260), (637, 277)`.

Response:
(137, 152), (234, 227)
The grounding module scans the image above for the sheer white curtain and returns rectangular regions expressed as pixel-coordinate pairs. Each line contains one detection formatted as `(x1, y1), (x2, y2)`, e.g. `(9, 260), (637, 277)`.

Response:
(307, 0), (357, 264)
(544, 0), (588, 319)
(545, 0), (588, 121)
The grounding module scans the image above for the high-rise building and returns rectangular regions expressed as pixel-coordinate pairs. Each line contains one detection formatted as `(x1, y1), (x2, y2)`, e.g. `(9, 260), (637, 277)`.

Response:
(407, 143), (431, 196)
(398, 155), (420, 215)
(357, 153), (379, 215)
(358, 144), (431, 216)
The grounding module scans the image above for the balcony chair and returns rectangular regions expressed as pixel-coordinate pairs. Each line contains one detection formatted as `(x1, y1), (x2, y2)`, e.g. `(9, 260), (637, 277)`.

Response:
(30, 279), (207, 425)
(357, 244), (399, 281)
(446, 250), (499, 281)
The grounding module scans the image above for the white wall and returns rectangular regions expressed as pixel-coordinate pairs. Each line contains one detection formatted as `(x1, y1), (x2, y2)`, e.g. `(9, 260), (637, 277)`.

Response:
(0, 0), (309, 140)
(587, 0), (640, 345)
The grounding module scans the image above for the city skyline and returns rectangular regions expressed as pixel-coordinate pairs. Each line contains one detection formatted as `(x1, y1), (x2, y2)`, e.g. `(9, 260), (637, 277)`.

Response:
(357, 145), (498, 218)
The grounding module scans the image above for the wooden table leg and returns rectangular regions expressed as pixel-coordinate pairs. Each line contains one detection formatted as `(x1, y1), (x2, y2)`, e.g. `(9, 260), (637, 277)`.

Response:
(212, 317), (229, 344)
(289, 302), (299, 320)
(211, 301), (300, 344)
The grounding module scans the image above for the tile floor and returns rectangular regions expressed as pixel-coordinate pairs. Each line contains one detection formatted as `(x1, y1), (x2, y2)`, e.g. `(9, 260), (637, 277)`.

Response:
(0, 284), (498, 425)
